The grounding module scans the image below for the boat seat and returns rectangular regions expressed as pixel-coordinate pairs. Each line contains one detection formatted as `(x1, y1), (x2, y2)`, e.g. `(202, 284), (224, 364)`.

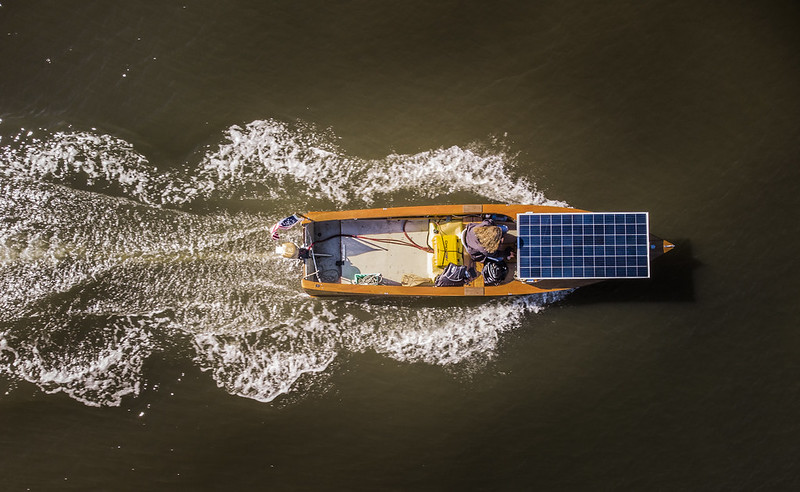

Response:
(428, 220), (464, 276)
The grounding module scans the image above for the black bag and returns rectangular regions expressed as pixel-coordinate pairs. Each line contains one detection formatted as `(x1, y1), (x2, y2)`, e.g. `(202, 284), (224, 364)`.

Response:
(434, 264), (478, 287)
(483, 259), (508, 286)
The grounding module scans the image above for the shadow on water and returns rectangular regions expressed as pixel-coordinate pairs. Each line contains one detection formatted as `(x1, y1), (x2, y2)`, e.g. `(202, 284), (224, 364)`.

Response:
(560, 240), (700, 305)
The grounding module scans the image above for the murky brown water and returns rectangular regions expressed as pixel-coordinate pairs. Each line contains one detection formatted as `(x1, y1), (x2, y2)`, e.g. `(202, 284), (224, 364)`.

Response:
(1, 1), (799, 490)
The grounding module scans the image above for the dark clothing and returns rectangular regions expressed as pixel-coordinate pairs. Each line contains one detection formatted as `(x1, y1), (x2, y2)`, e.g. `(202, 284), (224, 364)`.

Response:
(462, 219), (505, 262)
(483, 258), (509, 286)
(434, 263), (478, 287)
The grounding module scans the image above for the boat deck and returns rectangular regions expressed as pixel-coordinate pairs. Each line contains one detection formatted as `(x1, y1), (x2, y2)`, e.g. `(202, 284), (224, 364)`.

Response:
(340, 219), (430, 285)
(306, 217), (517, 287)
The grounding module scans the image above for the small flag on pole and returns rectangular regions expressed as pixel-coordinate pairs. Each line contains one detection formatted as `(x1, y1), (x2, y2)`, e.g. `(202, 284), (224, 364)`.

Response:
(270, 214), (301, 240)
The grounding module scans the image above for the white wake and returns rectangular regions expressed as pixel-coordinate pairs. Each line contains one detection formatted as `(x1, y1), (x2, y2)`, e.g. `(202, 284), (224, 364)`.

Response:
(0, 119), (568, 405)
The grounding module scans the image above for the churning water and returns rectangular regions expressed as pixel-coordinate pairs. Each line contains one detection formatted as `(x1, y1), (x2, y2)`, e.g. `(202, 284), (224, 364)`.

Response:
(0, 119), (569, 406)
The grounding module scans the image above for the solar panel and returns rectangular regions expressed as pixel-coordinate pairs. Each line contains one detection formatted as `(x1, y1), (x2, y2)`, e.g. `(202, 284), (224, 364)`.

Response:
(516, 212), (650, 280)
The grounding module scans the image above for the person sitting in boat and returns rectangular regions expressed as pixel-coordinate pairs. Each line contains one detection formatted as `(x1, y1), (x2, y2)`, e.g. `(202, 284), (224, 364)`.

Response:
(462, 220), (512, 262)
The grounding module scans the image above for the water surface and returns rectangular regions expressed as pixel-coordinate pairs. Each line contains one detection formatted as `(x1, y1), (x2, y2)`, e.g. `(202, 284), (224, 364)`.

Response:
(1, 1), (799, 490)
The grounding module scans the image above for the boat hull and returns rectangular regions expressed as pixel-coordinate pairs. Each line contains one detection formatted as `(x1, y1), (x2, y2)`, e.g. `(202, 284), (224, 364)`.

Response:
(300, 278), (578, 297)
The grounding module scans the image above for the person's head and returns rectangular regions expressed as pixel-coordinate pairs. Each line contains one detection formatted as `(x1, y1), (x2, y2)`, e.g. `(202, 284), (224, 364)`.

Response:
(474, 225), (503, 253)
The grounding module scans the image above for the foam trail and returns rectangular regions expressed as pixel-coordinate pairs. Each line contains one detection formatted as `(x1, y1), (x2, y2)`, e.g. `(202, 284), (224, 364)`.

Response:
(0, 176), (297, 405)
(1, 120), (566, 208)
(0, 131), (160, 204)
(0, 119), (569, 406)
(0, 315), (155, 407)
(347, 294), (568, 366)
(193, 333), (337, 403)
(192, 120), (568, 207)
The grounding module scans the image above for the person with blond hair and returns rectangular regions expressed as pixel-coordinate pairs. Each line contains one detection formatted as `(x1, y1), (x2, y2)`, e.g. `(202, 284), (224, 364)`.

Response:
(462, 219), (512, 262)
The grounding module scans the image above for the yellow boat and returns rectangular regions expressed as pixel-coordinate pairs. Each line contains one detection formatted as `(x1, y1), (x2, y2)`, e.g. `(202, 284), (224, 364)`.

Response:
(275, 204), (674, 297)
